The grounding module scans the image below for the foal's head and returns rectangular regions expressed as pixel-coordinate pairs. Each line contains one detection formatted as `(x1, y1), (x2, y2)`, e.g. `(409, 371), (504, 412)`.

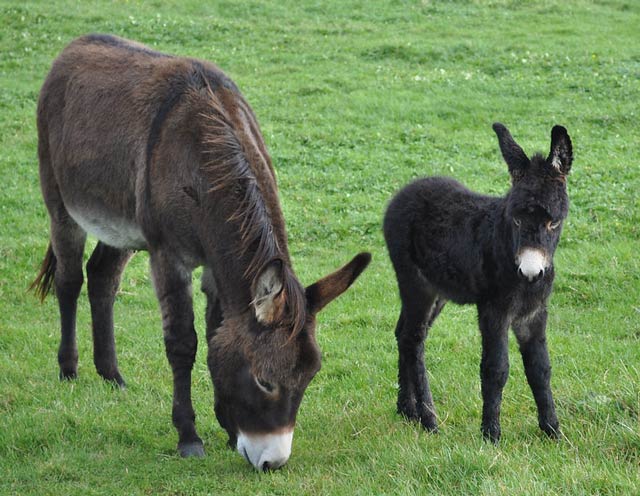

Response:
(207, 253), (371, 471)
(493, 123), (573, 282)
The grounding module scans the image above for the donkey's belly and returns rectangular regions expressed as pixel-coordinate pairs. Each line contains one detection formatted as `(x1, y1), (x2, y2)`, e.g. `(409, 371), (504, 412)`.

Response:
(68, 206), (147, 250)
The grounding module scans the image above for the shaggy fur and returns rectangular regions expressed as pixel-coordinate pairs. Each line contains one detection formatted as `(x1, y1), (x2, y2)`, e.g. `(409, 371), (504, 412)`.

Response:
(384, 123), (572, 442)
(32, 34), (370, 464)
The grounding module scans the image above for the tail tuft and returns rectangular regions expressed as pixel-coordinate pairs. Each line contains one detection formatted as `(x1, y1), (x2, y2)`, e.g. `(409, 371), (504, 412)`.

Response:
(29, 244), (56, 302)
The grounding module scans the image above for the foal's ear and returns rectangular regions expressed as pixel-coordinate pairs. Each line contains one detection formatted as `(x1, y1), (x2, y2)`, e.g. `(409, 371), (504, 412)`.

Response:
(306, 252), (372, 315)
(493, 122), (530, 179)
(252, 259), (285, 325)
(547, 125), (573, 176)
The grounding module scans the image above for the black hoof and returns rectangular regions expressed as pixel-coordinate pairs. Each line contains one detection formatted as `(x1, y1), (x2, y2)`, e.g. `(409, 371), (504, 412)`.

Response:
(398, 398), (438, 432)
(178, 441), (205, 458)
(541, 423), (561, 439)
(100, 372), (126, 389)
(59, 369), (77, 381)
(420, 416), (439, 433)
(481, 424), (501, 444)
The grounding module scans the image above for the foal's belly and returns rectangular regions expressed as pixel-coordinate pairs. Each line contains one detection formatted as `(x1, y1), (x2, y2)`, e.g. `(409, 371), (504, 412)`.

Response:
(68, 206), (147, 250)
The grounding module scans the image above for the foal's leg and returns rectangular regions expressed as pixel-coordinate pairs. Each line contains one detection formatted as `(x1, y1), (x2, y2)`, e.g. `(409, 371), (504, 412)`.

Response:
(50, 216), (87, 380)
(394, 268), (443, 431)
(86, 242), (133, 387)
(478, 304), (510, 443)
(513, 309), (560, 438)
(150, 250), (203, 457)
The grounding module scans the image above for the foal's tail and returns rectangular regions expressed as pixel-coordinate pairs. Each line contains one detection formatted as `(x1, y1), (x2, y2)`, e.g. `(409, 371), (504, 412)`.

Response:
(29, 243), (56, 302)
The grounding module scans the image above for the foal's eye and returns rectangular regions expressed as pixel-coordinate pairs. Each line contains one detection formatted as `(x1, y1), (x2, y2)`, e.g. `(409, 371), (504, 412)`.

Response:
(513, 218), (521, 227)
(547, 220), (562, 231)
(254, 376), (276, 395)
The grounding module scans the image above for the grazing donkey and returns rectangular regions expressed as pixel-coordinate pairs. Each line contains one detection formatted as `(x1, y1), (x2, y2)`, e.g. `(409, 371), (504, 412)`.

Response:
(32, 34), (371, 470)
(384, 123), (572, 442)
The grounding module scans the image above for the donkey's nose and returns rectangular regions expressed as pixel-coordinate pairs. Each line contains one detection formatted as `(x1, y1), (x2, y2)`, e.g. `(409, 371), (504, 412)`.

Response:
(260, 456), (287, 472)
(237, 429), (293, 471)
(518, 267), (544, 282)
(516, 248), (548, 283)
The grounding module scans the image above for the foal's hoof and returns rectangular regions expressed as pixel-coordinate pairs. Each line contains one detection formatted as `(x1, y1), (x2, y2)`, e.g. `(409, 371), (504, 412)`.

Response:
(481, 424), (501, 444)
(101, 372), (126, 389)
(397, 403), (438, 432)
(541, 423), (561, 440)
(420, 417), (439, 433)
(178, 441), (205, 458)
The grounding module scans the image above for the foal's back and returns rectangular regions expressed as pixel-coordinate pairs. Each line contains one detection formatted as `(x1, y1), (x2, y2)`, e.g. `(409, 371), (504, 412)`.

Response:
(383, 176), (500, 303)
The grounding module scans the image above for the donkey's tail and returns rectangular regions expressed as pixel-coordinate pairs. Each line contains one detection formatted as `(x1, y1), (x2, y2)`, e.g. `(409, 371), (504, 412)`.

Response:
(29, 243), (56, 302)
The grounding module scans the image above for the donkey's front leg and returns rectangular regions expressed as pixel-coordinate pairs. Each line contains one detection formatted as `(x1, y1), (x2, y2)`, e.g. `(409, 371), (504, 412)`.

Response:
(478, 305), (510, 443)
(513, 309), (560, 438)
(150, 250), (203, 457)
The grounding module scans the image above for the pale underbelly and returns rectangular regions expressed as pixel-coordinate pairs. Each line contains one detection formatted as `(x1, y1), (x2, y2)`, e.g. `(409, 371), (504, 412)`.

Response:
(68, 207), (147, 250)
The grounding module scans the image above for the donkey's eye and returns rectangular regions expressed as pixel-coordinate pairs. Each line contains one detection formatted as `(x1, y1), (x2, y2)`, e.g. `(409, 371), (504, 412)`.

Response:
(254, 376), (276, 395)
(547, 220), (562, 231)
(513, 218), (521, 227)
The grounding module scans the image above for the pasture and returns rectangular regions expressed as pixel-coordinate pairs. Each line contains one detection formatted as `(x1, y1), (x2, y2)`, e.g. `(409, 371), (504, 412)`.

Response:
(1, 0), (638, 494)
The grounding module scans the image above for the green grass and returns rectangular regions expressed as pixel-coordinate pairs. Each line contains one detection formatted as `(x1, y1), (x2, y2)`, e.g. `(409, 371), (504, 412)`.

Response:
(1, 0), (639, 494)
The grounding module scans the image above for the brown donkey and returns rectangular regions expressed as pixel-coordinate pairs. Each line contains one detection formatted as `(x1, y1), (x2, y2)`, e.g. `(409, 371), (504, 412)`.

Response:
(32, 34), (371, 470)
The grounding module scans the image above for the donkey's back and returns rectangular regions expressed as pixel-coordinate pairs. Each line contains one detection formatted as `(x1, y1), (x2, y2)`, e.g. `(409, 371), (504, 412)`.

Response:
(383, 176), (500, 304)
(37, 34), (238, 251)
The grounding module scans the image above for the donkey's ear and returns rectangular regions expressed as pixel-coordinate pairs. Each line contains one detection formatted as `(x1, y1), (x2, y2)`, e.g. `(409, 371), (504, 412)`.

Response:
(306, 252), (371, 315)
(493, 122), (529, 179)
(547, 125), (573, 176)
(252, 258), (285, 325)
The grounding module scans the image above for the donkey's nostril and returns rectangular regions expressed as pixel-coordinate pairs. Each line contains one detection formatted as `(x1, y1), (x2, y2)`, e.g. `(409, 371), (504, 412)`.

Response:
(262, 461), (271, 472)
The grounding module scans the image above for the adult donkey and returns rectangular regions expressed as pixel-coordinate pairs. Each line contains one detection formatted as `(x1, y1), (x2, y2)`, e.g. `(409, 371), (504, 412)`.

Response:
(384, 123), (572, 442)
(32, 34), (371, 470)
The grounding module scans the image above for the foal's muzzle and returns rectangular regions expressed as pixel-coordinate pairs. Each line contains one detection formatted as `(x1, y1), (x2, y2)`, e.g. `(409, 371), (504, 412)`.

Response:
(516, 248), (549, 283)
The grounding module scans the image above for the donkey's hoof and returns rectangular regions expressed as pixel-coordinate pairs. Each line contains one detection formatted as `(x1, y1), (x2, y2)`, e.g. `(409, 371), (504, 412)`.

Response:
(100, 372), (126, 389)
(541, 423), (561, 440)
(59, 369), (78, 381)
(178, 441), (205, 458)
(398, 399), (438, 432)
(419, 417), (439, 433)
(481, 424), (501, 444)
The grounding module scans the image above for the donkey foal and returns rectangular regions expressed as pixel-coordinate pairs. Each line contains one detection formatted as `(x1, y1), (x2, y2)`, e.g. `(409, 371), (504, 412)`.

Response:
(384, 123), (573, 442)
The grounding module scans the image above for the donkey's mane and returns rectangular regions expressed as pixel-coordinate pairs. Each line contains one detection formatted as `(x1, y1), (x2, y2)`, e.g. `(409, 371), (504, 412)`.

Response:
(197, 86), (306, 336)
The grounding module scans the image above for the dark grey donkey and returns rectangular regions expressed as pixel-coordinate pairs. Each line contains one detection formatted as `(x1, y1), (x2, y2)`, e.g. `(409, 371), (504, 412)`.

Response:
(31, 34), (371, 470)
(384, 123), (572, 442)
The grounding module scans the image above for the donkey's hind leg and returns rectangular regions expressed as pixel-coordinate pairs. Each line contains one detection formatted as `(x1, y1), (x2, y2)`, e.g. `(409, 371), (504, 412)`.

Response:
(50, 215), (87, 380)
(394, 266), (445, 431)
(86, 242), (133, 387)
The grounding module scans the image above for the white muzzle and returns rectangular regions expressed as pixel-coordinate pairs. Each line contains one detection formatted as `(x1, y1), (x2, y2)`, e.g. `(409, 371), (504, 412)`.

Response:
(237, 429), (293, 471)
(516, 248), (548, 281)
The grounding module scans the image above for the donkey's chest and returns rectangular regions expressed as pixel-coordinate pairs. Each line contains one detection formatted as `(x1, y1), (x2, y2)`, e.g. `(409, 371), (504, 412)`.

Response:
(501, 283), (552, 321)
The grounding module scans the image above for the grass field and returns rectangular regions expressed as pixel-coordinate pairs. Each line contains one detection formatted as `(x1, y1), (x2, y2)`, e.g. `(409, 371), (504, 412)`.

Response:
(1, 0), (639, 494)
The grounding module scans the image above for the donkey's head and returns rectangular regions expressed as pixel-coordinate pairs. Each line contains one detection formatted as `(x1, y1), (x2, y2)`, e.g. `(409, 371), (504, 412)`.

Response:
(207, 252), (371, 471)
(493, 123), (573, 283)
